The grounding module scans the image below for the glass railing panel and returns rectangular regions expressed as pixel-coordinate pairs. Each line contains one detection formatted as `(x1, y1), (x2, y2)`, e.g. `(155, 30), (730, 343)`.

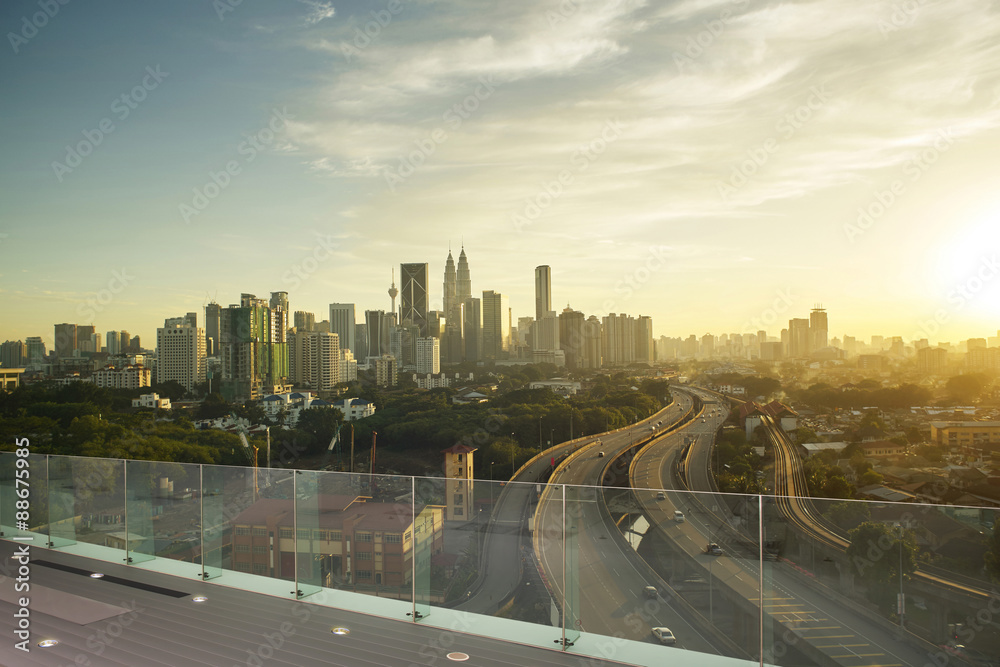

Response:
(0, 451), (19, 537)
(216, 463), (295, 597)
(595, 481), (763, 662)
(46, 455), (77, 548)
(292, 469), (323, 600)
(48, 456), (126, 560)
(765, 494), (952, 667)
(120, 459), (203, 574)
(201, 463), (225, 580)
(412, 476), (436, 623)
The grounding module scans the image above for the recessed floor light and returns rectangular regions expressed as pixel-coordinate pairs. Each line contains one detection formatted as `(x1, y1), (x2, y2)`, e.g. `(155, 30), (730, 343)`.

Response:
(446, 652), (470, 661)
(90, 573), (104, 578)
(192, 596), (208, 603)
(331, 627), (350, 635)
(38, 639), (59, 648)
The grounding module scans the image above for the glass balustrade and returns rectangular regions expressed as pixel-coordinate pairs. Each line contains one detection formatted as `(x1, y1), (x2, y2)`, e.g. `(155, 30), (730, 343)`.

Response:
(2, 452), (998, 667)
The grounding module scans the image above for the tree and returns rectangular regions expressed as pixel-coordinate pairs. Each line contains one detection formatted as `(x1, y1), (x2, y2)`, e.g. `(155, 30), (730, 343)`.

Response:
(946, 374), (989, 404)
(826, 501), (871, 531)
(296, 407), (345, 455)
(846, 521), (917, 612)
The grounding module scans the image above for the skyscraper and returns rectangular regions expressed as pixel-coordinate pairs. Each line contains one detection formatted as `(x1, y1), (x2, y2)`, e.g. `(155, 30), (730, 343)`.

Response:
(54, 323), (76, 358)
(810, 306), (828, 351)
(443, 250), (457, 321)
(0, 340), (25, 368)
(456, 247), (472, 303)
(76, 325), (96, 352)
(329, 304), (357, 358)
(294, 311), (316, 332)
(400, 263), (428, 336)
(482, 291), (510, 360)
(788, 318), (811, 357)
(559, 307), (585, 369)
(464, 298), (481, 362)
(534, 265), (551, 322)
(416, 337), (440, 374)
(365, 310), (392, 362)
(205, 302), (222, 357)
(220, 293), (289, 401)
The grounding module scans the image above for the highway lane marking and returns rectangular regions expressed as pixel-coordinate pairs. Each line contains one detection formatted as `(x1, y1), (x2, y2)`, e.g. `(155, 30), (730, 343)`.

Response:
(797, 626), (841, 630)
(816, 644), (869, 648)
(831, 654), (884, 659)
(804, 634), (855, 639)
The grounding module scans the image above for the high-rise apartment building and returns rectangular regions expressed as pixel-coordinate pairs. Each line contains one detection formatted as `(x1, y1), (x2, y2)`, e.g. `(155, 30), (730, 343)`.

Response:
(602, 314), (637, 366)
(375, 354), (398, 387)
(329, 304), (357, 359)
(156, 321), (206, 393)
(635, 315), (654, 362)
(481, 291), (510, 360)
(534, 265), (551, 323)
(0, 340), (26, 368)
(917, 346), (948, 374)
(400, 263), (428, 336)
(583, 316), (602, 368)
(220, 293), (289, 402)
(534, 311), (559, 352)
(416, 337), (441, 375)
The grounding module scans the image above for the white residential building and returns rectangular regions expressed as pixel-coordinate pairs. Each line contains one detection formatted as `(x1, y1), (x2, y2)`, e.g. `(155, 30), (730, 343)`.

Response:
(416, 337), (440, 375)
(156, 324), (205, 393)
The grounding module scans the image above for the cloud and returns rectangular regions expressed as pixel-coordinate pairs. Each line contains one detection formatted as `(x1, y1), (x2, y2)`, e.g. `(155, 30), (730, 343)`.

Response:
(299, 0), (336, 25)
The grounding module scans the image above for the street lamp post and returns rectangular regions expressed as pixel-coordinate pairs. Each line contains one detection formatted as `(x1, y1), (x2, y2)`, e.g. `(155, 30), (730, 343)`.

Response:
(511, 433), (515, 477)
(896, 523), (905, 628)
(490, 461), (497, 506)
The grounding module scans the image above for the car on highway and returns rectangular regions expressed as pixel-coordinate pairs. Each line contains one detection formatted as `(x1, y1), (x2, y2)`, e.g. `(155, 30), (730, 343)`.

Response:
(651, 627), (676, 645)
(643, 585), (658, 599)
(706, 543), (723, 555)
(597, 451), (605, 457)
(673, 510), (685, 522)
(701, 418), (706, 423)
(656, 491), (666, 500)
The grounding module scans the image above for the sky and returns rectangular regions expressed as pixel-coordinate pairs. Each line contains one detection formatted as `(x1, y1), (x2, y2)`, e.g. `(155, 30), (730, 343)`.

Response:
(2, 0), (1000, 349)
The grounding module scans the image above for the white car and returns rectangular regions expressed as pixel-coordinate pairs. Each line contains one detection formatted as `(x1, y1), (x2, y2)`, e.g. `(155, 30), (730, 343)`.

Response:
(651, 627), (676, 645)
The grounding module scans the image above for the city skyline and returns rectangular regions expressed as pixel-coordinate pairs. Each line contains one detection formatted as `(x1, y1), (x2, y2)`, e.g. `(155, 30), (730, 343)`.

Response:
(2, 2), (1000, 344)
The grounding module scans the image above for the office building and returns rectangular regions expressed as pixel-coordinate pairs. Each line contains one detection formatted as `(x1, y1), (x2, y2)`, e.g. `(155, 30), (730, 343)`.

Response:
(535, 265), (551, 323)
(329, 303), (357, 359)
(54, 323), (77, 358)
(400, 263), (428, 336)
(364, 310), (392, 362)
(463, 297), (481, 362)
(294, 311), (316, 332)
(25, 337), (45, 370)
(481, 291), (510, 360)
(810, 306), (828, 351)
(205, 302), (222, 356)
